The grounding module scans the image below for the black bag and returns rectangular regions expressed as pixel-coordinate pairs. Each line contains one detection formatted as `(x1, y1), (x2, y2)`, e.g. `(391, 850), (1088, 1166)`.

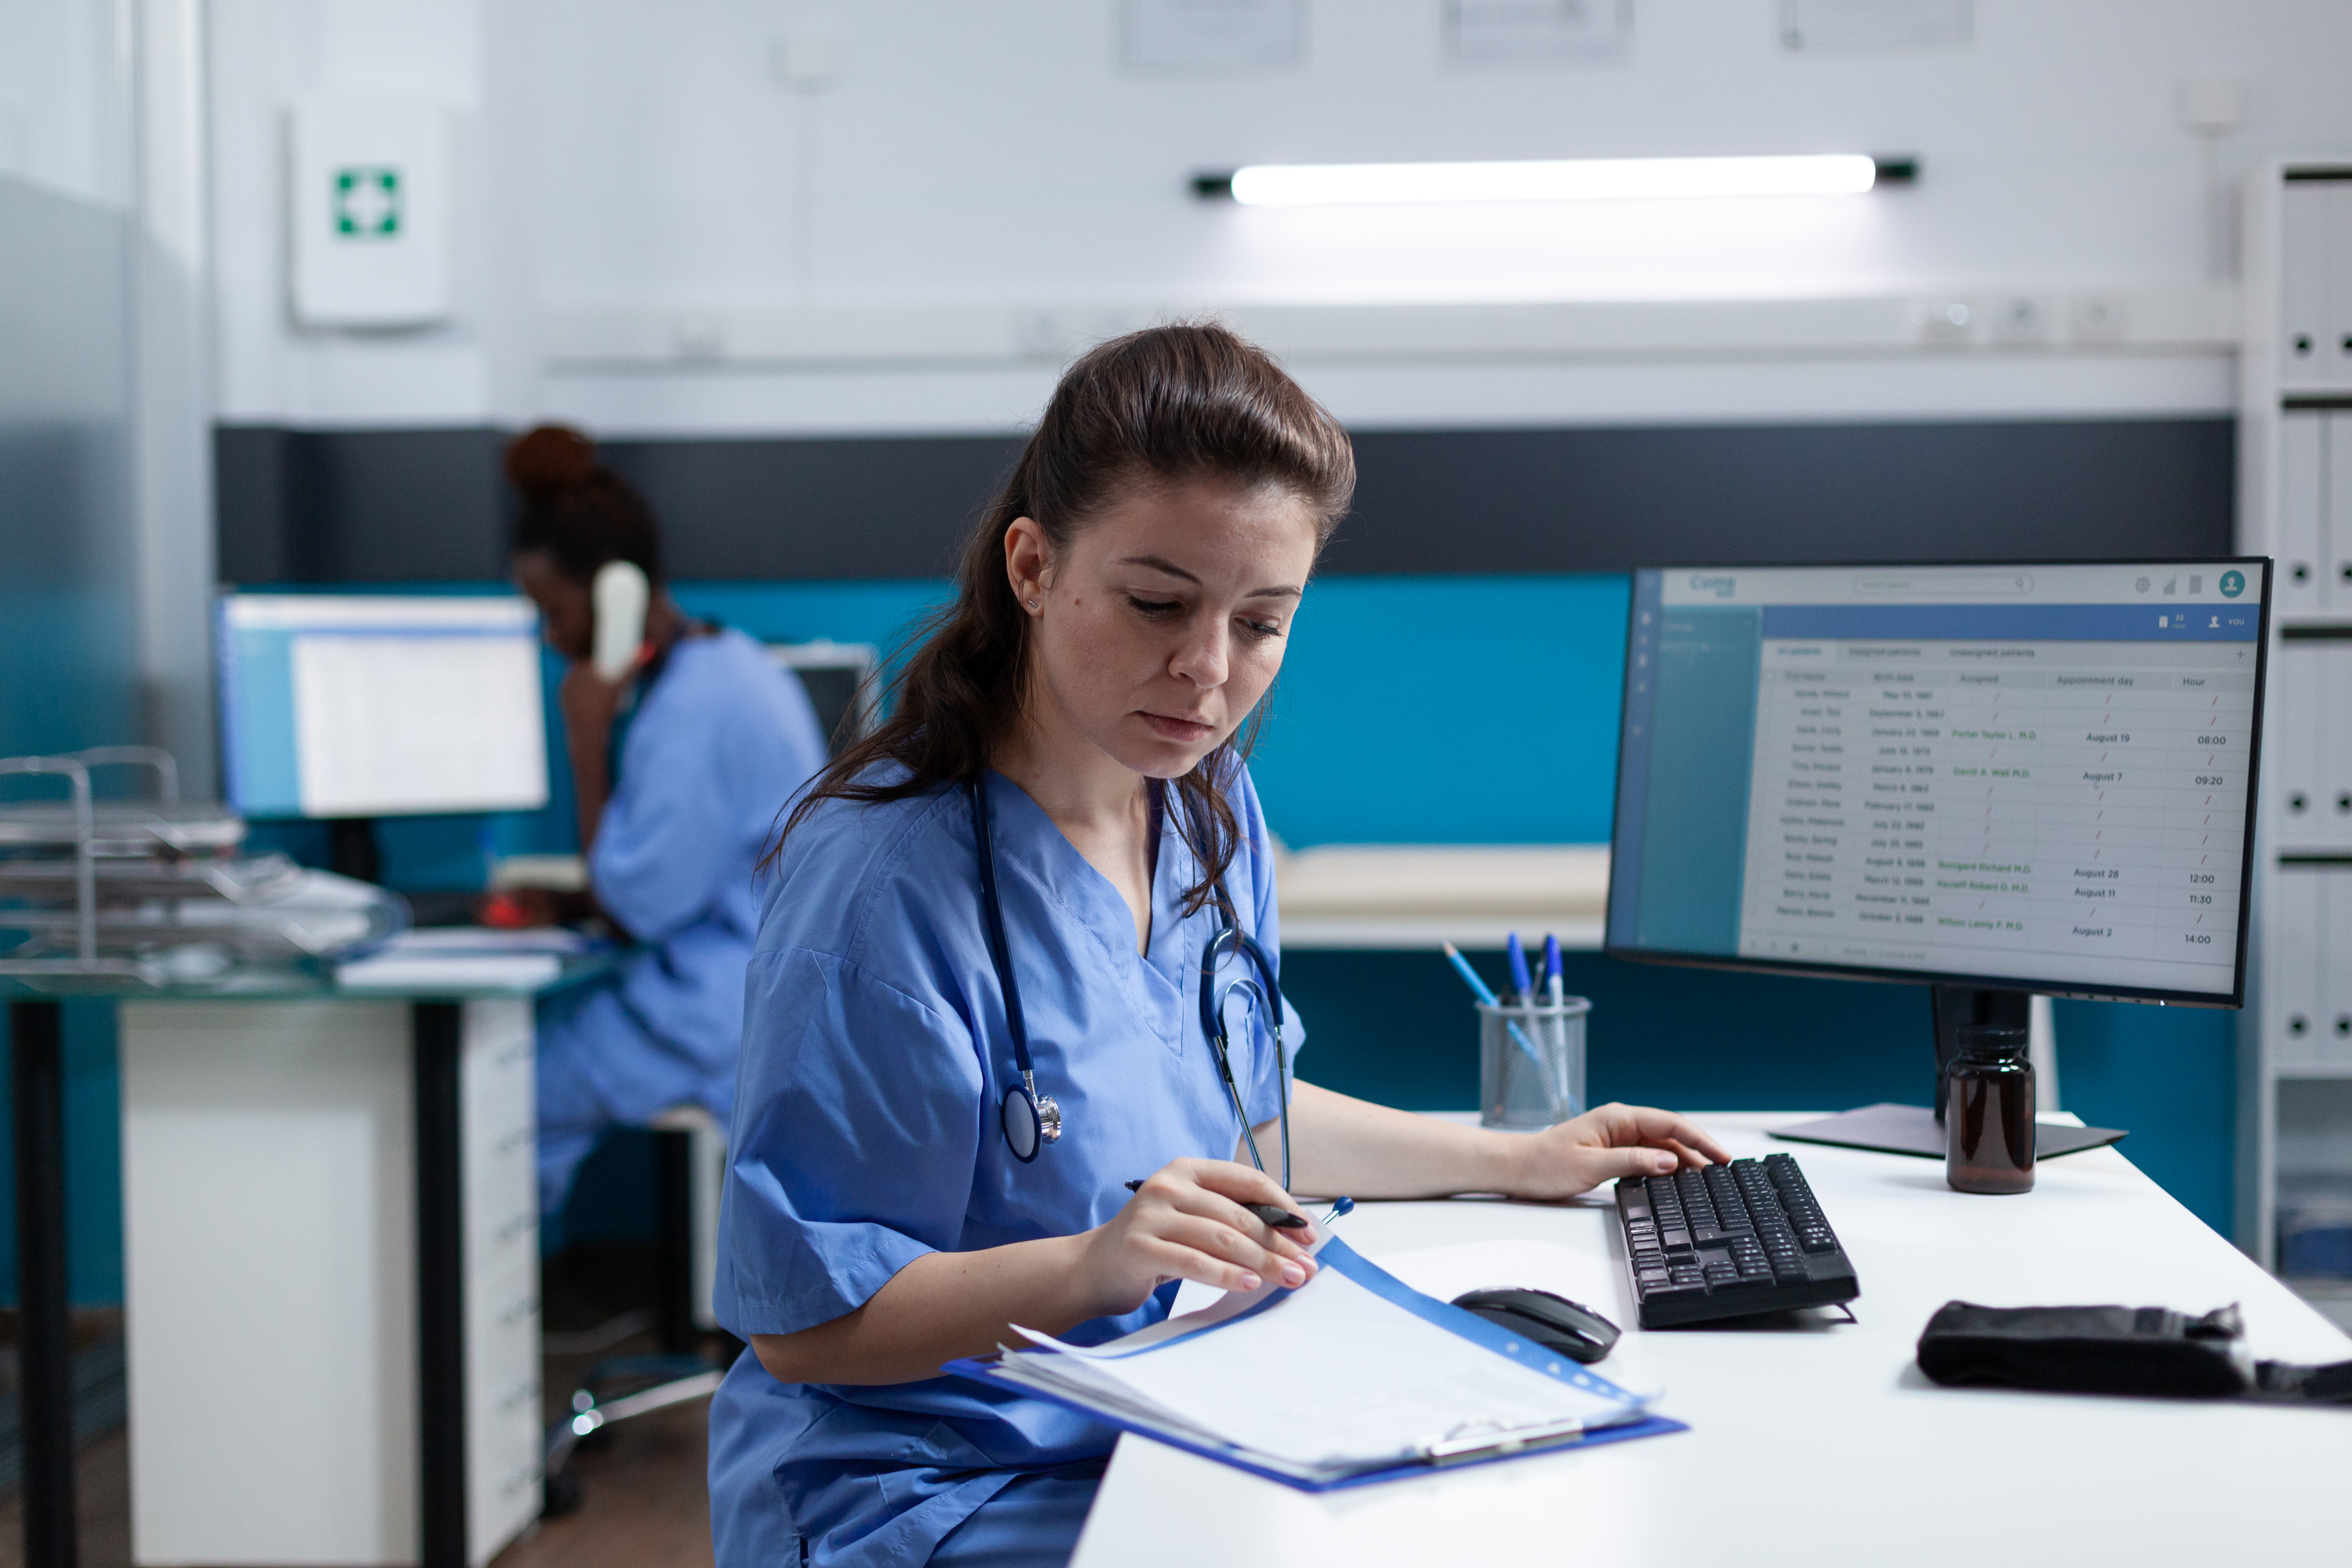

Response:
(1916, 1301), (2352, 1404)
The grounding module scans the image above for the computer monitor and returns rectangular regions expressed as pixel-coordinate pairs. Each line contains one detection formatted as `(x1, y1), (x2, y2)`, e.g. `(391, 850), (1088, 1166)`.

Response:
(768, 639), (881, 755)
(217, 594), (551, 820)
(1606, 559), (2271, 1155)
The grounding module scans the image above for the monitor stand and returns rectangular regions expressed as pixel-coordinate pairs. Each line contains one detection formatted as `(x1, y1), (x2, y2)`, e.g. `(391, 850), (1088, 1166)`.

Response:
(1770, 985), (2128, 1161)
(326, 816), (382, 885)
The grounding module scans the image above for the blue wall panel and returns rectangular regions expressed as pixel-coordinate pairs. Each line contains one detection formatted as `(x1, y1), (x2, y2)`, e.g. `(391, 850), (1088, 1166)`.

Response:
(234, 572), (2239, 1250)
(1285, 953), (2235, 1235)
(1251, 576), (1630, 845)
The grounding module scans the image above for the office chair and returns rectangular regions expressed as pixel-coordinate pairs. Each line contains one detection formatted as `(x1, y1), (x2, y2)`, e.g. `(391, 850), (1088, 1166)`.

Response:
(543, 653), (865, 1513)
(542, 1106), (734, 1516)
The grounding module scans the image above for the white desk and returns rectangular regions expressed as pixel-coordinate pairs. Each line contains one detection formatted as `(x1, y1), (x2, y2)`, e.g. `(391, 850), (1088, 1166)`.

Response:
(1073, 1114), (2352, 1566)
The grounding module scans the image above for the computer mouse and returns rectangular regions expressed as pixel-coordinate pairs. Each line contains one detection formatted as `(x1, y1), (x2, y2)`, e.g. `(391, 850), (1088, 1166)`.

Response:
(1450, 1288), (1621, 1364)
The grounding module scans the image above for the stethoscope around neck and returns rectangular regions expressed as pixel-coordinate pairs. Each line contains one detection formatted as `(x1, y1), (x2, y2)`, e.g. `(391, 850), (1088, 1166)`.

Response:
(968, 776), (1292, 1191)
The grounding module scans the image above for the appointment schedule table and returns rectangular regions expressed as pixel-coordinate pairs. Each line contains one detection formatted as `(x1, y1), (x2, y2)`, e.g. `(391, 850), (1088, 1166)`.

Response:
(1735, 637), (2256, 996)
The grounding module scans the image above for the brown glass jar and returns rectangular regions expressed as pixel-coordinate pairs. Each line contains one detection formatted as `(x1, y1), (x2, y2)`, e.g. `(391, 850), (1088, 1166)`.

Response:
(1946, 1025), (2035, 1194)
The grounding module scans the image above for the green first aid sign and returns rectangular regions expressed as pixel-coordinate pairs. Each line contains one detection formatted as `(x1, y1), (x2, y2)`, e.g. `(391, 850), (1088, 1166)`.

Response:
(333, 167), (402, 238)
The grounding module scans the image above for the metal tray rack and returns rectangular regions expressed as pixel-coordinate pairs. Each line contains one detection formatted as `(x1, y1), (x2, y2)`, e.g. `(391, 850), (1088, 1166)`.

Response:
(0, 747), (407, 988)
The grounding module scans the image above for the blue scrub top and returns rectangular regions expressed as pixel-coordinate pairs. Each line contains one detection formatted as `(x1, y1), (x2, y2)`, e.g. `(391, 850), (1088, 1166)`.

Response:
(709, 764), (1301, 1568)
(552, 628), (831, 1127)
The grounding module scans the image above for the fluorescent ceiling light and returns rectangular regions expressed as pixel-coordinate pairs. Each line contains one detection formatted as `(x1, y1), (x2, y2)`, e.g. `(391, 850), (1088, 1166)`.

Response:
(1204, 154), (1908, 207)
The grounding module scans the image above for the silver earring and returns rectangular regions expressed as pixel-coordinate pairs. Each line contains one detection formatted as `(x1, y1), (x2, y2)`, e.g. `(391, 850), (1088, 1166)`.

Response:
(1027, 598), (1039, 609)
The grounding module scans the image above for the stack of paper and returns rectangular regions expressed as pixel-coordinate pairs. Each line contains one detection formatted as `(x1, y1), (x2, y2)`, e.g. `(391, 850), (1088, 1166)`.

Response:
(957, 1237), (1669, 1489)
(335, 927), (576, 991)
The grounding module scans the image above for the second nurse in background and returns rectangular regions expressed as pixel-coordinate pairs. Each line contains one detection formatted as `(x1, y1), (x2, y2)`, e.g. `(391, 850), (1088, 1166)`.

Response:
(500, 426), (832, 1215)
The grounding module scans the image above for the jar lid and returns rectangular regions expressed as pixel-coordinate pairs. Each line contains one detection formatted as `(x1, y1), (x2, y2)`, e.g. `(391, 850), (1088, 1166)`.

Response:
(1955, 1023), (2028, 1059)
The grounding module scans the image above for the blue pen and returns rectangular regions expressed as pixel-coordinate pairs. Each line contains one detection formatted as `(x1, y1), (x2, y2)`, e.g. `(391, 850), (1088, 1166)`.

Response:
(1442, 941), (1501, 1007)
(1506, 932), (1533, 1004)
(1540, 933), (1580, 1115)
(1440, 942), (1552, 1085)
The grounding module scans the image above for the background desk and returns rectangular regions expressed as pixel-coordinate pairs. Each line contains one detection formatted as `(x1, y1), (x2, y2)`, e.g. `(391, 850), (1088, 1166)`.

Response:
(1273, 844), (1609, 951)
(8, 963), (596, 1568)
(1073, 1113), (2352, 1566)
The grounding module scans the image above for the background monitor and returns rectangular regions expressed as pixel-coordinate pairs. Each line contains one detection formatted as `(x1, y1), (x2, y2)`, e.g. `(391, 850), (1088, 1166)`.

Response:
(768, 639), (880, 755)
(1608, 559), (2270, 1009)
(218, 594), (551, 819)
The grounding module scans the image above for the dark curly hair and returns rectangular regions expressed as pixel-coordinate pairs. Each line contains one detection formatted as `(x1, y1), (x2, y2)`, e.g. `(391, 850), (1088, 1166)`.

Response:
(504, 424), (663, 585)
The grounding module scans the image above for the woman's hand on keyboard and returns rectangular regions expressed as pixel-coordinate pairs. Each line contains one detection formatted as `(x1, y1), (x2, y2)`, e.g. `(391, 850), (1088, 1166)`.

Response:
(1503, 1104), (1731, 1200)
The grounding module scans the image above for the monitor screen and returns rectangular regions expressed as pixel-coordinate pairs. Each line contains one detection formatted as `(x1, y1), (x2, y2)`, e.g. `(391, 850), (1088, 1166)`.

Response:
(217, 594), (551, 818)
(1606, 561), (2270, 1006)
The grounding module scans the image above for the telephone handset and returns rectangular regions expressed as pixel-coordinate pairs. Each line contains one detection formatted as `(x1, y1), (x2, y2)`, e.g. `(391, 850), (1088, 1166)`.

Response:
(591, 561), (650, 681)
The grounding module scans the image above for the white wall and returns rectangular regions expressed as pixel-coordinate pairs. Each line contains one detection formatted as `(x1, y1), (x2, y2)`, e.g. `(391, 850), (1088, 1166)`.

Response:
(207, 0), (2352, 435)
(0, 0), (134, 210)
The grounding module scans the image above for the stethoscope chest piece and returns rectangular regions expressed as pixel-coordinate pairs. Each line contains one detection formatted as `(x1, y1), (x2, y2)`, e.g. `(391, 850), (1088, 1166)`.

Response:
(1001, 1075), (1061, 1164)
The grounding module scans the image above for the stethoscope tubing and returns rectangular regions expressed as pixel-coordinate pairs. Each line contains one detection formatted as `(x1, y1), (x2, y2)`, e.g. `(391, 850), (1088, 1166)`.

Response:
(969, 774), (1290, 1188)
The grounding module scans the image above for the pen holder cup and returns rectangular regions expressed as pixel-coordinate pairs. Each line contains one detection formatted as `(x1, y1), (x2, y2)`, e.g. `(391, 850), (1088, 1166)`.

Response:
(1477, 997), (1590, 1130)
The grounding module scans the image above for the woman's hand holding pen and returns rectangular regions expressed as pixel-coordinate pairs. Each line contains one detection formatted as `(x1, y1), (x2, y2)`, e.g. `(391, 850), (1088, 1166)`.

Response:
(1501, 1103), (1732, 1201)
(1083, 1159), (1317, 1313)
(751, 1160), (1315, 1388)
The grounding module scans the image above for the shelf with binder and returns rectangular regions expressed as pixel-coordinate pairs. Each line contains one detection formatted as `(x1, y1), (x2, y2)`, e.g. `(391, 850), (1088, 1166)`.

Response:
(2236, 160), (2352, 1269)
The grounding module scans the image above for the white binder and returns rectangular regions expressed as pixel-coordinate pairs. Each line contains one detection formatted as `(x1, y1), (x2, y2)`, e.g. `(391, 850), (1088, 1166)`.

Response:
(2330, 184), (2352, 391)
(2272, 641), (2321, 845)
(2279, 412), (2326, 614)
(2281, 180), (2332, 392)
(2271, 866), (2323, 1070)
(2328, 414), (2352, 610)
(2324, 641), (2352, 851)
(2325, 870), (2352, 1068)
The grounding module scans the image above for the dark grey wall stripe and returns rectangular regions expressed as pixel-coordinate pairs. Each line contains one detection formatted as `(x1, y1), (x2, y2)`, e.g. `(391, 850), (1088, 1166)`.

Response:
(216, 417), (2233, 584)
(1340, 420), (2234, 573)
(215, 426), (512, 583)
(604, 435), (1025, 580)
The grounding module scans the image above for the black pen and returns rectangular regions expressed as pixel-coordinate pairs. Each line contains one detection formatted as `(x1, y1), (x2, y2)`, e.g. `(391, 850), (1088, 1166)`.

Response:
(1123, 1178), (1308, 1230)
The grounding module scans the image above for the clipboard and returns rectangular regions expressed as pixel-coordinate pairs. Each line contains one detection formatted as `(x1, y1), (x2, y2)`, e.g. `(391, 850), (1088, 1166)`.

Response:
(944, 1237), (1686, 1493)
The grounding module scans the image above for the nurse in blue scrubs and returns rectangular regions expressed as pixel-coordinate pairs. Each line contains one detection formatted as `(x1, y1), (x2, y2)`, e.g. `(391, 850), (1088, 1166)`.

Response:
(710, 327), (1727, 1567)
(499, 425), (832, 1214)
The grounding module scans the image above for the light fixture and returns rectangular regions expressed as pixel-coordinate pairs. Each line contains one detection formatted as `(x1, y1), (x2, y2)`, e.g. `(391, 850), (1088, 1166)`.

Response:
(1192, 154), (1917, 206)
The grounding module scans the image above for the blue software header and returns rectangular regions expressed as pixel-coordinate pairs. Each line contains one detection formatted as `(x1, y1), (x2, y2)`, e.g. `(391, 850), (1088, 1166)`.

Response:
(1758, 602), (2258, 641)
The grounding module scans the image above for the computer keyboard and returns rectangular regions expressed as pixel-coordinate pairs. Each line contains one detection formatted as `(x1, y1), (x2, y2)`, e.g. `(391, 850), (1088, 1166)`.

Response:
(1613, 1152), (1860, 1329)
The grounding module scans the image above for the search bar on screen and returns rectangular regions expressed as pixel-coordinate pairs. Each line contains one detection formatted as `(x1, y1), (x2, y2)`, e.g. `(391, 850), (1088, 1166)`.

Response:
(1853, 573), (2035, 598)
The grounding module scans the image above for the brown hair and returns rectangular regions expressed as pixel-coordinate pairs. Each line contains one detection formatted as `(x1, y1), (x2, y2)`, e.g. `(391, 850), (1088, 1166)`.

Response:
(504, 424), (665, 585)
(768, 322), (1354, 913)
